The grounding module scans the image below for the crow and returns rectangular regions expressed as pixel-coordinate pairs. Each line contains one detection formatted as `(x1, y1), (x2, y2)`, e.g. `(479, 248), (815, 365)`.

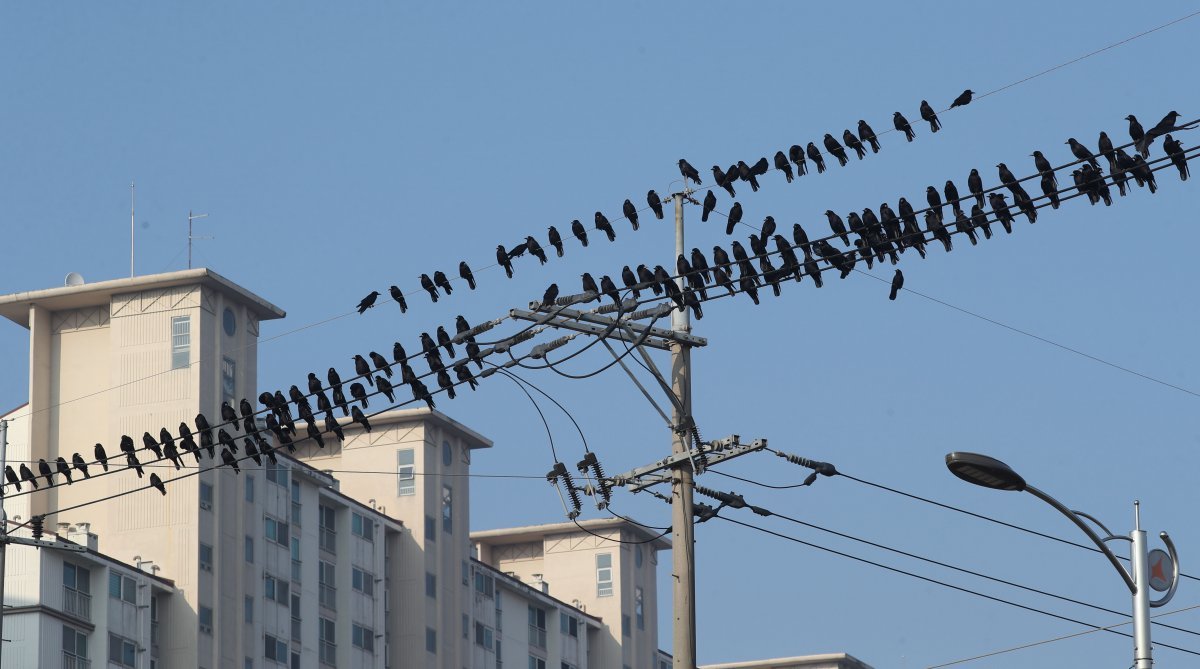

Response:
(350, 381), (369, 408)
(748, 233), (768, 257)
(1126, 114), (1147, 157)
(713, 165), (736, 196)
(823, 133), (849, 167)
(434, 326), (455, 358)
(547, 226), (564, 257)
(365, 352), (391, 380)
(880, 204), (903, 247)
(663, 277), (685, 311)
(95, 443), (110, 471)
(1146, 110), (1182, 141)
(760, 216), (777, 241)
(163, 442), (182, 470)
(713, 265), (736, 295)
(220, 448), (240, 474)
(925, 210), (952, 252)
(773, 151), (794, 182)
(803, 251), (823, 288)
(623, 199), (640, 231)
(420, 274), (439, 302)
(726, 202), (743, 236)
(388, 285), (408, 313)
(19, 463), (38, 489)
(581, 273), (600, 300)
(970, 204), (992, 239)
(889, 270), (904, 300)
(356, 291), (379, 314)
(701, 191), (716, 222)
(1098, 131), (1117, 171)
(354, 354), (374, 386)
(997, 163), (1030, 201)
(433, 271), (454, 295)
(351, 405), (373, 432)
(737, 160), (761, 192)
(789, 222), (811, 255)
(854, 238), (873, 270)
(988, 193), (1015, 233)
(738, 275), (760, 305)
(775, 235), (802, 282)
(465, 340), (483, 370)
(789, 144), (808, 176)
(1014, 189), (1039, 222)
(949, 89), (973, 108)
(920, 100), (941, 132)
(813, 240), (853, 278)
(682, 287), (704, 320)
(542, 283), (560, 307)
(218, 428), (238, 454)
(691, 248), (712, 283)
(143, 431), (164, 459)
(647, 190), (664, 220)
(857, 120), (880, 153)
(571, 219), (589, 247)
(419, 331), (438, 357)
(1164, 135), (1189, 181)
(711, 245), (732, 274)
(411, 378), (436, 409)
(807, 142), (826, 173)
(944, 180), (961, 211)
(458, 261), (476, 290)
(1131, 156), (1157, 193)
(199, 430), (215, 459)
(897, 196), (918, 229)
(1031, 150), (1056, 186)
(893, 111), (916, 141)
(954, 209), (978, 245)
(926, 186), (943, 222)
(125, 452), (145, 478)
(455, 315), (471, 338)
(637, 265), (658, 294)
(678, 159), (701, 185)
(455, 362), (478, 391)
(377, 376), (396, 403)
(843, 129), (867, 160)
(327, 367), (343, 392)
(1065, 138), (1100, 170)
(323, 412), (344, 443)
(436, 369), (457, 400)
(599, 275), (622, 303)
(148, 472), (167, 496)
(1040, 173), (1060, 209)
(56, 457), (73, 484)
(4, 465), (20, 491)
(332, 385), (349, 417)
(496, 245), (516, 278)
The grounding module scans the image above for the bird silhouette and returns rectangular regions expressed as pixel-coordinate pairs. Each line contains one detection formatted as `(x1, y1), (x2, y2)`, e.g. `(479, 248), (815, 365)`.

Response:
(925, 210), (952, 252)
(356, 291), (379, 314)
(954, 209), (978, 245)
(944, 180), (961, 211)
(350, 382), (368, 409)
(436, 369), (457, 400)
(1040, 174), (1060, 209)
(433, 271), (453, 296)
(807, 142), (826, 173)
(354, 354), (374, 386)
(37, 458), (54, 486)
(581, 273), (599, 300)
(919, 100), (941, 132)
(949, 89), (973, 108)
(773, 151), (794, 182)
(244, 438), (262, 465)
(858, 120), (880, 153)
(725, 202), (743, 236)
(455, 362), (478, 391)
(647, 191), (664, 220)
(843, 129), (867, 160)
(1164, 135), (1189, 181)
(1065, 138), (1100, 170)
(678, 159), (702, 185)
(497, 244), (522, 279)
(369, 351), (392, 378)
(542, 283), (560, 307)
(411, 378), (436, 410)
(637, 265), (658, 294)
(324, 412), (345, 443)
(737, 160), (761, 192)
(304, 422), (325, 450)
(375, 376), (396, 403)
(218, 428), (238, 454)
(143, 431), (164, 459)
(925, 187), (943, 223)
(220, 448), (240, 474)
(220, 401), (239, 429)
(19, 463), (38, 489)
(691, 248), (712, 283)
(525, 236), (547, 264)
(738, 276), (760, 304)
(570, 220), (589, 247)
(125, 452), (144, 478)
(95, 443), (110, 471)
(455, 315), (471, 336)
(388, 285), (408, 313)
(789, 144), (808, 176)
(988, 193), (1015, 234)
(621, 266), (640, 298)
(56, 457), (73, 484)
(599, 275), (621, 304)
(458, 261), (476, 290)
(713, 165), (736, 197)
(889, 270), (904, 300)
(149, 472), (167, 495)
(351, 406), (372, 433)
(967, 169), (985, 208)
(824, 210), (849, 246)
(622, 199), (640, 231)
(436, 326), (455, 357)
(702, 191), (716, 222)
(164, 442), (182, 470)
(547, 226), (564, 257)
(823, 133), (849, 167)
(893, 111), (916, 141)
(4, 465), (20, 491)
(791, 224), (811, 256)
(970, 204), (993, 239)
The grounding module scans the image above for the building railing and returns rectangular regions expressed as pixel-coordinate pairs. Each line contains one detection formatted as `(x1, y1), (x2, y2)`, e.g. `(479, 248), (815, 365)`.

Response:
(62, 651), (90, 669)
(319, 584), (336, 610)
(319, 640), (336, 666)
(528, 625), (546, 649)
(319, 527), (336, 554)
(62, 587), (91, 621)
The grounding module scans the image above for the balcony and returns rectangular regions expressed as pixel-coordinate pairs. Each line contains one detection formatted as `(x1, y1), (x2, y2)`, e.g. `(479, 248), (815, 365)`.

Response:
(62, 651), (91, 669)
(319, 584), (336, 611)
(319, 527), (336, 554)
(62, 587), (91, 621)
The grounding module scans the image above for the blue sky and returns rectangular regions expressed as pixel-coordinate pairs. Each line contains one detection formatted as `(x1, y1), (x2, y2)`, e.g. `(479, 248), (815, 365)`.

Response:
(2, 3), (1199, 667)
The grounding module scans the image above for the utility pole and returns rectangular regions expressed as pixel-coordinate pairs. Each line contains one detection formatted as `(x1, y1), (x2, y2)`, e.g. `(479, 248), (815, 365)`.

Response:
(187, 210), (209, 269)
(670, 190), (697, 669)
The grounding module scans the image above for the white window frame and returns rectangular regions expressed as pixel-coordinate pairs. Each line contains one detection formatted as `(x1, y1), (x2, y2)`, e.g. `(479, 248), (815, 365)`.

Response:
(397, 449), (415, 495)
(596, 553), (613, 597)
(171, 315), (191, 369)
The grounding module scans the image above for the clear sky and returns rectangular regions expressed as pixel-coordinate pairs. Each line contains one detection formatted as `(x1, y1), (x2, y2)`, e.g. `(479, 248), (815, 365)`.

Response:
(2, 3), (1199, 667)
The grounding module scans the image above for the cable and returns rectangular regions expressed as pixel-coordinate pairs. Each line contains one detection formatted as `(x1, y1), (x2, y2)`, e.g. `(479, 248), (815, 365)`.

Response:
(707, 468), (814, 490)
(714, 513), (1200, 657)
(570, 516), (671, 545)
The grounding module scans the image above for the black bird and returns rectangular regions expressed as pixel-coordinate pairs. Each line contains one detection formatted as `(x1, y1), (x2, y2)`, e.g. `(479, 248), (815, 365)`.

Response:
(647, 190), (664, 220)
(726, 202), (743, 235)
(72, 453), (89, 479)
(126, 451), (146, 477)
(56, 457), (73, 484)
(622, 199), (640, 231)
(691, 248), (712, 283)
(258, 391), (275, 409)
(411, 378), (436, 409)
(333, 385), (350, 416)
(1030, 150), (1055, 182)
(392, 343), (409, 368)
(327, 367), (343, 391)
(179, 425), (201, 463)
(433, 271), (453, 295)
(194, 413), (213, 441)
(725, 164), (740, 190)
(162, 423), (180, 451)
(889, 270), (904, 300)
(218, 428), (238, 454)
(199, 430), (215, 459)
(304, 421), (326, 450)
(38, 458), (53, 487)
(455, 362), (478, 391)
(970, 204), (992, 240)
(370, 351), (393, 377)
(966, 168), (985, 208)
(220, 448), (240, 474)
(400, 362), (417, 386)
(455, 315), (470, 336)
(143, 431), (164, 459)
(713, 165), (736, 197)
(789, 144), (808, 176)
(775, 235), (802, 282)
(988, 193), (1015, 234)
(581, 273), (600, 300)
(954, 209), (978, 245)
(436, 326), (455, 357)
(738, 275), (760, 304)
(919, 100), (941, 132)
(737, 160), (761, 192)
(678, 159), (702, 185)
(1131, 155), (1157, 193)
(1065, 138), (1100, 170)
(637, 264), (659, 294)
(163, 442), (182, 470)
(949, 89), (973, 108)
(854, 238), (874, 270)
(804, 253), (824, 287)
(496, 245), (516, 278)
(997, 163), (1029, 201)
(436, 369), (457, 400)
(95, 443), (109, 471)
(621, 266), (640, 298)
(220, 401), (239, 429)
(525, 236), (547, 264)
(879, 204), (903, 246)
(712, 245), (732, 273)
(350, 382), (368, 408)
(925, 210), (952, 252)
(542, 283), (560, 307)
(893, 111), (916, 141)
(465, 340), (483, 370)
(149, 472), (167, 495)
(749, 233), (768, 257)
(324, 412), (345, 443)
(258, 436), (278, 463)
(1098, 131), (1117, 171)
(751, 157), (769, 178)
(599, 275), (621, 304)
(387, 285), (408, 313)
(1126, 114), (1147, 157)
(356, 291), (379, 314)
(547, 226), (564, 257)
(1040, 173), (1060, 209)
(1146, 110), (1182, 141)
(244, 438), (262, 466)
(791, 224), (811, 256)
(570, 219), (589, 247)
(857, 119), (880, 153)
(712, 265), (736, 295)
(663, 278), (685, 311)
(701, 191), (716, 222)
(682, 288), (704, 320)
(807, 142), (826, 173)
(19, 463), (38, 489)
(4, 465), (20, 491)
(354, 354), (374, 386)
(351, 405), (372, 433)
(1164, 135), (1189, 181)
(773, 151), (794, 182)
(1076, 166), (1101, 205)
(1014, 189), (1038, 222)
(823, 133), (849, 167)
(944, 180), (961, 211)
(377, 376), (396, 403)
(305, 373), (322, 396)
(459, 261), (476, 290)
(846, 211), (865, 242)
(926, 186), (943, 222)
(277, 431), (294, 453)
(843, 129), (867, 160)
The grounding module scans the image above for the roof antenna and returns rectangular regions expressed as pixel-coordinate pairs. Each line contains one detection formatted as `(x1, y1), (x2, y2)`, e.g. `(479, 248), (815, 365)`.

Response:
(129, 181), (136, 277)
(188, 210), (210, 269)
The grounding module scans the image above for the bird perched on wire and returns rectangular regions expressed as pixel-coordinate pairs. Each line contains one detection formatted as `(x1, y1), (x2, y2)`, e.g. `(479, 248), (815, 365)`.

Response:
(419, 274), (439, 302)
(56, 457), (73, 484)
(789, 144), (808, 176)
(889, 270), (904, 300)
(824, 210), (849, 246)
(570, 220), (589, 247)
(791, 224), (811, 257)
(622, 199), (640, 231)
(737, 160), (762, 192)
(806, 142), (826, 173)
(953, 209), (978, 245)
(388, 285), (408, 313)
(857, 120), (880, 153)
(411, 378), (436, 410)
(455, 362), (478, 391)
(496, 245), (515, 279)
(919, 100), (941, 132)
(988, 193), (1016, 234)
(581, 273), (599, 300)
(647, 190), (664, 220)
(1040, 174), (1060, 209)
(823, 133), (849, 167)
(547, 226), (564, 258)
(925, 186), (944, 222)
(356, 291), (379, 314)
(944, 180), (961, 212)
(351, 405), (372, 432)
(457, 261), (476, 290)
(376, 376), (396, 403)
(925, 210), (952, 253)
(599, 275), (621, 304)
(701, 191), (716, 222)
(713, 165), (736, 197)
(773, 151), (794, 183)
(678, 159), (701, 185)
(1164, 135), (1189, 181)
(354, 354), (374, 386)
(949, 89), (973, 108)
(1130, 154), (1158, 193)
(436, 369), (457, 401)
(725, 202), (743, 236)
(541, 283), (559, 307)
(996, 163), (1030, 201)
(220, 448), (240, 474)
(1125, 114), (1146, 157)
(142, 431), (164, 459)
(893, 111), (916, 142)
(19, 463), (38, 489)
(433, 271), (454, 296)
(1065, 138), (1100, 170)
(1031, 150), (1055, 187)
(149, 472), (167, 495)
(524, 236), (547, 264)
(94, 443), (109, 471)
(4, 465), (20, 491)
(842, 129), (867, 160)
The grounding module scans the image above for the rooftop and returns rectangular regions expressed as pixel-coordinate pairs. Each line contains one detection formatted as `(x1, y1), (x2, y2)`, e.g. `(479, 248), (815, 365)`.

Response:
(699, 654), (875, 669)
(472, 516), (670, 551)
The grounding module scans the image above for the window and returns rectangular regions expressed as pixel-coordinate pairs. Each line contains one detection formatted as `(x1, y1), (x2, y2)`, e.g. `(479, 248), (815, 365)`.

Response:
(319, 504), (336, 553)
(442, 485), (453, 533)
(246, 658), (254, 669)
(245, 536), (254, 563)
(109, 633), (136, 667)
(62, 625), (88, 663)
(596, 553), (613, 597)
(635, 545), (643, 568)
(622, 614), (630, 637)
(265, 516), (289, 546)
(425, 627), (437, 654)
(319, 618), (337, 666)
(171, 315), (190, 369)
(290, 480), (301, 525)
(109, 573), (136, 604)
(266, 460), (287, 486)
(265, 574), (289, 605)
(397, 449), (415, 495)
(199, 605), (213, 634)
(475, 622), (495, 650)
(245, 595), (254, 623)
(319, 561), (336, 609)
(463, 613), (470, 639)
(291, 593), (302, 642)
(528, 657), (546, 669)
(560, 612), (578, 638)
(351, 512), (373, 542)
(223, 307), (237, 337)
(63, 562), (91, 619)
(562, 663), (577, 669)
(291, 537), (301, 582)
(352, 623), (375, 653)
(199, 543), (214, 572)
(425, 515), (436, 542)
(425, 572), (437, 598)
(528, 606), (547, 649)
(636, 586), (645, 630)
(265, 633), (288, 663)
(245, 475), (255, 502)
(352, 567), (375, 597)
(475, 571), (495, 598)
(200, 481), (214, 510)
(442, 440), (452, 466)
(463, 560), (470, 586)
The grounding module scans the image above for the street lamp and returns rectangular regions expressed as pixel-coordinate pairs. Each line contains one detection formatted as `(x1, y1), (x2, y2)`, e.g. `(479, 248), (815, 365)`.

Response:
(945, 452), (1179, 669)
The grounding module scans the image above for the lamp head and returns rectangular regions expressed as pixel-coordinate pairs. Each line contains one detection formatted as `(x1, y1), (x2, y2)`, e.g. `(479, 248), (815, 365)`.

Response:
(945, 452), (1026, 492)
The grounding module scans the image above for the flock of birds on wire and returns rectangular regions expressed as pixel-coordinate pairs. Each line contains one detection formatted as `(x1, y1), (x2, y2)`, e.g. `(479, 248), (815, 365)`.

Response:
(4, 92), (1194, 499)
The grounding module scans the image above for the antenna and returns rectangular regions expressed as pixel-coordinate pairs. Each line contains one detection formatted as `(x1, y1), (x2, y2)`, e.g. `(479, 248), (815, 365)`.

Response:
(129, 181), (136, 277)
(187, 210), (210, 269)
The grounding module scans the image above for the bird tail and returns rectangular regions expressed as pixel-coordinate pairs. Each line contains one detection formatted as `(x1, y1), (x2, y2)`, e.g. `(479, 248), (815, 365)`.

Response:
(889, 285), (899, 300)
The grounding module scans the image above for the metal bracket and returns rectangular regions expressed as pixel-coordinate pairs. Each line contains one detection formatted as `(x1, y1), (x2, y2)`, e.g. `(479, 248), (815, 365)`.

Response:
(3, 535), (88, 552)
(610, 436), (767, 492)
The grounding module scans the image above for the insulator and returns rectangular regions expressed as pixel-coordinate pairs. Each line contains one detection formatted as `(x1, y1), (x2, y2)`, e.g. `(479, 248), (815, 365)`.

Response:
(576, 452), (611, 504)
(774, 449), (838, 476)
(627, 303), (675, 322)
(555, 292), (592, 307)
(591, 299), (637, 315)
(530, 336), (574, 360)
(453, 319), (501, 344)
(559, 469), (583, 514)
(492, 329), (536, 354)
(30, 515), (45, 541)
(479, 368), (498, 379)
(690, 425), (709, 469)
